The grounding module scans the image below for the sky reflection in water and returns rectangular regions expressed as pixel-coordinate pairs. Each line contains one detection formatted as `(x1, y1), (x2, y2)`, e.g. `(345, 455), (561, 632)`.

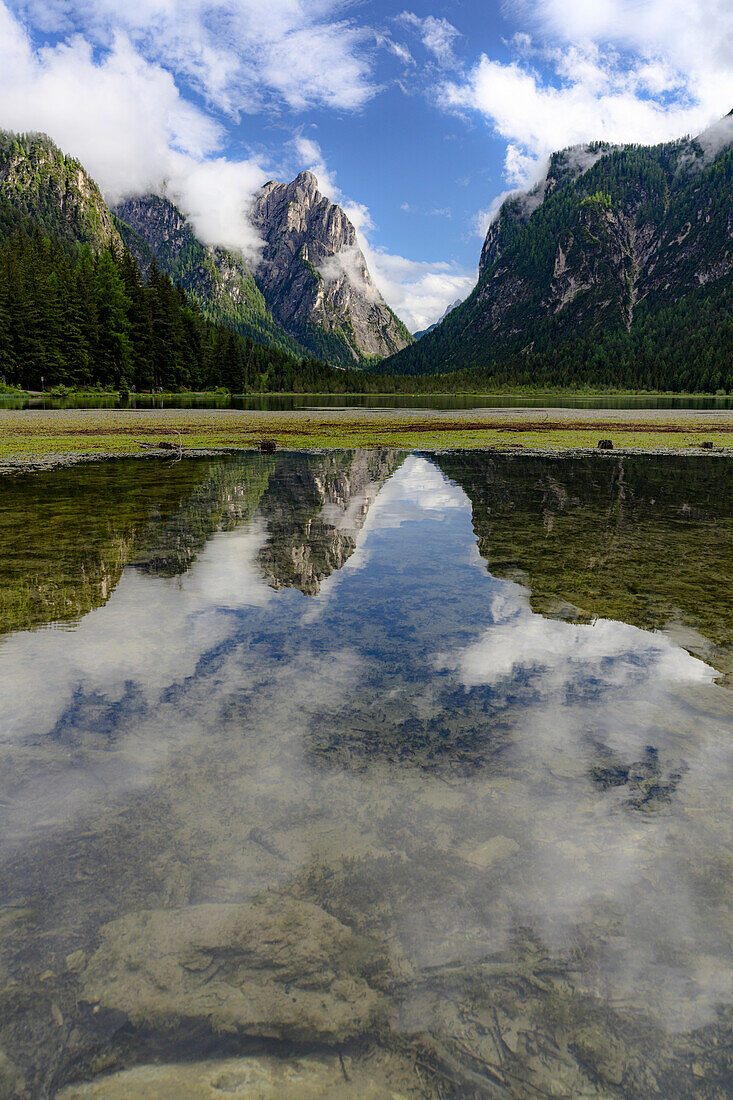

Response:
(0, 452), (731, 1098)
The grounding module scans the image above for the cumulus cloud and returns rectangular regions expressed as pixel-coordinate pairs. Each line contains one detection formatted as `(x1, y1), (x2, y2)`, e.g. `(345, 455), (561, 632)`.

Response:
(293, 135), (476, 331)
(441, 0), (733, 194)
(0, 10), (220, 194)
(360, 247), (474, 332)
(9, 0), (377, 115)
(517, 0), (733, 84)
(0, 3), (272, 260)
(441, 49), (723, 190)
(344, 198), (474, 331)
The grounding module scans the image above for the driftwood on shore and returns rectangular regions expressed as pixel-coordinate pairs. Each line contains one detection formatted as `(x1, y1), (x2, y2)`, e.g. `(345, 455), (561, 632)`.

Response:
(135, 436), (183, 457)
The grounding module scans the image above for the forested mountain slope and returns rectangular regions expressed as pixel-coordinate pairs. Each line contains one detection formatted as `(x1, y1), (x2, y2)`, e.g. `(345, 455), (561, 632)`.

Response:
(384, 118), (733, 392)
(0, 131), (413, 379)
(114, 195), (308, 358)
(0, 131), (122, 251)
(115, 173), (413, 369)
(0, 131), (336, 391)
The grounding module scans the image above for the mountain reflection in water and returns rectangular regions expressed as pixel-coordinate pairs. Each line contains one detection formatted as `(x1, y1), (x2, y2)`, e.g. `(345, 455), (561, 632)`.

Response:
(0, 451), (731, 1099)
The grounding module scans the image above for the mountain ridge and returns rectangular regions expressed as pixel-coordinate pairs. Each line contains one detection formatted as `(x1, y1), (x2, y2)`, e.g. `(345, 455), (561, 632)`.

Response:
(249, 170), (413, 367)
(113, 193), (308, 358)
(382, 118), (733, 391)
(0, 129), (413, 371)
(413, 298), (463, 340)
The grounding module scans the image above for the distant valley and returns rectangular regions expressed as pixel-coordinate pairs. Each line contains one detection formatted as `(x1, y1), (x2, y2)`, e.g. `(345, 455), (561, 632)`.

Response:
(0, 115), (731, 393)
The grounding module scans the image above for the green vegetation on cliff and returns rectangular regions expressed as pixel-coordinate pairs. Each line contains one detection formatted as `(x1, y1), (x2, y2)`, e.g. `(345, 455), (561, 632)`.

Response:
(385, 134), (733, 392)
(114, 195), (309, 358)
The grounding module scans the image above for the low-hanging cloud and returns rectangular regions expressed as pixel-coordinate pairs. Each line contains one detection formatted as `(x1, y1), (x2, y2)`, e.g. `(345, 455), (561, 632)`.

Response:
(166, 159), (268, 266)
(294, 137), (476, 332)
(0, 4), (272, 263)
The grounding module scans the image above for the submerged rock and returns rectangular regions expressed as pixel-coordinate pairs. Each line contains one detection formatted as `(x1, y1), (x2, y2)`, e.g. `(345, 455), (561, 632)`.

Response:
(81, 894), (388, 1043)
(0, 1049), (27, 1099)
(58, 1051), (419, 1099)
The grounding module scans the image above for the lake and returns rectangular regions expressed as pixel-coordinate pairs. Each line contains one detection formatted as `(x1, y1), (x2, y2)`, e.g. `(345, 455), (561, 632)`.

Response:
(2, 392), (733, 412)
(0, 451), (731, 1098)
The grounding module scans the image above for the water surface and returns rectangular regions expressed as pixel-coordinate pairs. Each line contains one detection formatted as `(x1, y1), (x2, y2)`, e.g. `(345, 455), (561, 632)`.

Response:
(2, 392), (733, 411)
(0, 451), (731, 1098)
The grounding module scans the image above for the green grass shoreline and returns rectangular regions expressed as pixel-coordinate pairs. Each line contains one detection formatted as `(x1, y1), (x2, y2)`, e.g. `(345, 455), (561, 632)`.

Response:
(1, 406), (732, 467)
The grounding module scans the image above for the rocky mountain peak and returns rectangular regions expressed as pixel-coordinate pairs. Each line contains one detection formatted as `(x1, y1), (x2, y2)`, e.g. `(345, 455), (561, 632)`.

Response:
(291, 170), (320, 197)
(112, 193), (307, 358)
(249, 171), (411, 365)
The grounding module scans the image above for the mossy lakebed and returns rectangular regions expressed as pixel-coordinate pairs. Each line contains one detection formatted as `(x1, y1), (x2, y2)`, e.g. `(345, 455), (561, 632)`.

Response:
(1, 449), (732, 1098)
(0, 406), (732, 469)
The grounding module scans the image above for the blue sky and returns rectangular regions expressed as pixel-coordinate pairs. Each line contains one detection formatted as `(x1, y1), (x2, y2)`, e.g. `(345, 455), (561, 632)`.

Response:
(0, 0), (731, 329)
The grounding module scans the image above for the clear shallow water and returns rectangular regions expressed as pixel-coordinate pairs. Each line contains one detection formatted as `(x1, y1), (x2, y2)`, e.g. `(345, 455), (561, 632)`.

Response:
(0, 451), (732, 1098)
(2, 392), (733, 411)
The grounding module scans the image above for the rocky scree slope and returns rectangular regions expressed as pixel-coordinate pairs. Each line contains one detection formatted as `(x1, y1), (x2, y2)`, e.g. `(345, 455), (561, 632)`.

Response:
(114, 194), (308, 358)
(385, 117), (733, 386)
(250, 170), (413, 367)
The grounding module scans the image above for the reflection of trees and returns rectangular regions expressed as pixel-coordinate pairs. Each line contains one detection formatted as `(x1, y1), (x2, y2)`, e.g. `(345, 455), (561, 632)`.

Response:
(0, 457), (278, 636)
(0, 450), (403, 636)
(131, 456), (275, 576)
(0, 460), (211, 636)
(437, 452), (733, 676)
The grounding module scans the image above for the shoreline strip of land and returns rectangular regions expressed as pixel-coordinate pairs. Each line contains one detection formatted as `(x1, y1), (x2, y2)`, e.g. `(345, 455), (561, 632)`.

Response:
(1, 406), (732, 469)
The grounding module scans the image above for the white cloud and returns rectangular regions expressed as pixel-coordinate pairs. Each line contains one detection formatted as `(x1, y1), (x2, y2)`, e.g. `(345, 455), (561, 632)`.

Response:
(166, 159), (268, 265)
(0, 13), (221, 194)
(440, 49), (726, 191)
(292, 134), (340, 203)
(9, 0), (377, 115)
(398, 11), (460, 68)
(440, 0), (733, 209)
(441, 608), (714, 696)
(293, 135), (476, 331)
(517, 0), (733, 84)
(359, 247), (474, 332)
(342, 196), (474, 331)
(377, 33), (414, 66)
(0, 4), (272, 261)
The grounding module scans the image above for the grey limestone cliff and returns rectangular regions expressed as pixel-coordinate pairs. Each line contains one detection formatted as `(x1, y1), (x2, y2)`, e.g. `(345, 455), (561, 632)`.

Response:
(113, 194), (306, 356)
(250, 171), (412, 367)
